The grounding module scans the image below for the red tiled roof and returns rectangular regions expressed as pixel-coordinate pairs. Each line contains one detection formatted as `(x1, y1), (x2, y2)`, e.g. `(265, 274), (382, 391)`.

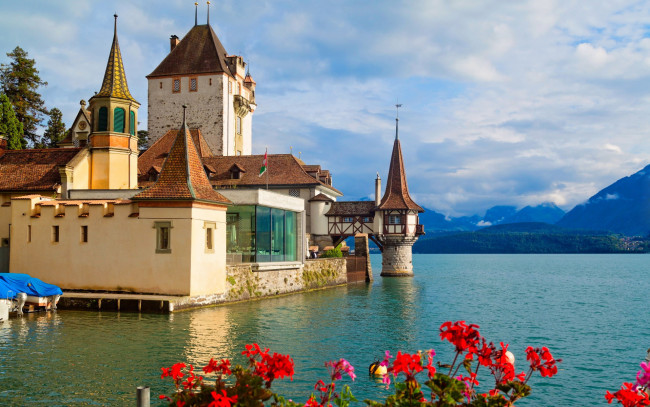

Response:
(203, 154), (342, 194)
(147, 24), (233, 78)
(0, 148), (82, 192)
(326, 201), (375, 216)
(138, 128), (212, 177)
(134, 119), (230, 204)
(378, 138), (423, 212)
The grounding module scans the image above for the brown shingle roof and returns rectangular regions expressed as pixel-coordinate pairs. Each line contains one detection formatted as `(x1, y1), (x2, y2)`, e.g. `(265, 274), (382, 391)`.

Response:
(134, 116), (230, 204)
(326, 201), (375, 216)
(138, 128), (212, 177)
(147, 24), (233, 78)
(203, 154), (341, 194)
(0, 148), (82, 192)
(378, 138), (423, 212)
(308, 193), (333, 202)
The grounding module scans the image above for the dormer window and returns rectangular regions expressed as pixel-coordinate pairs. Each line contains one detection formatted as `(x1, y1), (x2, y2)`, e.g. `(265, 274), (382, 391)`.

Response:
(204, 164), (216, 179)
(228, 163), (246, 180)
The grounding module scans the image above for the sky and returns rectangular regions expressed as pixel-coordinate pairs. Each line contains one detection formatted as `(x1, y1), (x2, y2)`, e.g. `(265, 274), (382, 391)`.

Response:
(2, 0), (650, 217)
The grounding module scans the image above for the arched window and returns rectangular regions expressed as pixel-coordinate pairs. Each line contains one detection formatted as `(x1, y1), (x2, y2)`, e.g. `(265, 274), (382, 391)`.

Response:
(114, 108), (125, 133)
(129, 111), (135, 135)
(98, 107), (108, 131)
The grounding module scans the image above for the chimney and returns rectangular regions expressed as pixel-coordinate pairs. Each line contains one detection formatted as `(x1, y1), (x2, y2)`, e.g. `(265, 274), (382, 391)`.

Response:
(170, 35), (180, 52)
(375, 172), (381, 206)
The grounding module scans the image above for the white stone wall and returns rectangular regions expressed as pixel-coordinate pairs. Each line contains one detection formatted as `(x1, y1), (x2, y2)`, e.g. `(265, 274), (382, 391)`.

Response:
(379, 235), (419, 276)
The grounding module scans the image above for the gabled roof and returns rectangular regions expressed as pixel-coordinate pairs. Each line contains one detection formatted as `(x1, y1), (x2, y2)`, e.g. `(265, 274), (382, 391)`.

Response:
(202, 154), (342, 195)
(378, 137), (423, 212)
(92, 15), (137, 103)
(59, 107), (92, 147)
(134, 113), (230, 204)
(147, 24), (233, 78)
(138, 128), (213, 177)
(308, 193), (333, 202)
(325, 201), (376, 216)
(0, 148), (82, 191)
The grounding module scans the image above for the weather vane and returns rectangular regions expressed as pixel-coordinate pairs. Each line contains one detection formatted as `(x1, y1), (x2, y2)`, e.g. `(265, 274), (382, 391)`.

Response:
(395, 100), (402, 140)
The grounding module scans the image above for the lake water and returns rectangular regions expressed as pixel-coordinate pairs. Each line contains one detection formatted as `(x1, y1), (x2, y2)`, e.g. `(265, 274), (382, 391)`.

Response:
(0, 254), (648, 406)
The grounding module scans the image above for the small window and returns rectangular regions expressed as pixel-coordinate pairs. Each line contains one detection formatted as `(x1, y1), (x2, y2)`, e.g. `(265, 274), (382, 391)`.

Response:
(288, 189), (300, 197)
(27, 225), (31, 243)
(343, 217), (354, 223)
(209, 78), (212, 86)
(237, 82), (241, 95)
(189, 77), (197, 92)
(230, 169), (240, 180)
(172, 78), (181, 93)
(228, 81), (232, 94)
(388, 215), (402, 225)
(52, 226), (60, 243)
(159, 81), (162, 89)
(363, 217), (372, 223)
(81, 226), (88, 243)
(236, 116), (242, 135)
(154, 221), (172, 253)
(113, 107), (125, 133)
(205, 222), (216, 252)
(98, 107), (108, 131)
(129, 111), (136, 135)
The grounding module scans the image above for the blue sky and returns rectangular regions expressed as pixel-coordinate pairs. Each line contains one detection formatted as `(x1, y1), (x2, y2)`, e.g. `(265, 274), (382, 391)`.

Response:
(3, 1), (650, 216)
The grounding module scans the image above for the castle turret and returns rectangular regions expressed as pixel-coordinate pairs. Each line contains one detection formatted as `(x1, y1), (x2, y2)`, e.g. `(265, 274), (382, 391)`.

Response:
(376, 111), (424, 277)
(146, 12), (255, 157)
(87, 15), (140, 189)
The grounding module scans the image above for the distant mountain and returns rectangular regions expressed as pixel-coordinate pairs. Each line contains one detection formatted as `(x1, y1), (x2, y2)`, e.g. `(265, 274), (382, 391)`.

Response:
(557, 164), (650, 236)
(484, 206), (517, 224)
(501, 202), (565, 225)
(413, 222), (643, 254)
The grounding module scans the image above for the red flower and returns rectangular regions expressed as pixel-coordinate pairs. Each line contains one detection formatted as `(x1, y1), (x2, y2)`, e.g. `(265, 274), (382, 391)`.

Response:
(606, 382), (650, 406)
(391, 351), (423, 379)
(241, 343), (294, 385)
(526, 346), (561, 378)
(304, 395), (320, 407)
(440, 321), (482, 355)
(208, 390), (238, 407)
(203, 358), (232, 375)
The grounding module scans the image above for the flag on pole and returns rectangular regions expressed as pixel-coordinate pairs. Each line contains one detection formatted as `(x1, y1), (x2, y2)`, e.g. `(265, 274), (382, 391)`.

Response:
(259, 148), (268, 177)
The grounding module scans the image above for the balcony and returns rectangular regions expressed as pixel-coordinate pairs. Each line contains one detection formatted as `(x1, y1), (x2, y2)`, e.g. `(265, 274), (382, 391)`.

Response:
(415, 224), (425, 236)
(233, 95), (251, 117)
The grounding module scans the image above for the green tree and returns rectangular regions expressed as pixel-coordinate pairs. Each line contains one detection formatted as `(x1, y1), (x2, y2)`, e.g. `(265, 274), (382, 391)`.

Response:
(137, 129), (150, 151)
(0, 46), (48, 147)
(0, 93), (24, 149)
(42, 107), (66, 148)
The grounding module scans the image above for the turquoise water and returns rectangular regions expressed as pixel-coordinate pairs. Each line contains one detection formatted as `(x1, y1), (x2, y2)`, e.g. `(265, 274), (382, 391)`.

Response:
(0, 254), (648, 405)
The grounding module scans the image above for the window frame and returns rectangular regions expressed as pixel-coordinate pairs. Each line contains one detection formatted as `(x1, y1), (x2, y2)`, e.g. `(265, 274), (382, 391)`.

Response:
(204, 221), (216, 253)
(52, 225), (60, 243)
(189, 76), (198, 92)
(81, 225), (88, 243)
(172, 77), (181, 94)
(154, 221), (172, 253)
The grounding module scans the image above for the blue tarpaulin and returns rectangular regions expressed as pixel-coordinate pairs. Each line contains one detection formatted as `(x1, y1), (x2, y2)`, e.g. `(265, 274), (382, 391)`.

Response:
(0, 273), (62, 299)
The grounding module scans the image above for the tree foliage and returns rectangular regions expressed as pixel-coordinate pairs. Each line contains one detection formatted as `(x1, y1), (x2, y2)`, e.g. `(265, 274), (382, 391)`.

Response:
(42, 107), (66, 148)
(137, 129), (149, 151)
(0, 46), (48, 147)
(0, 93), (25, 150)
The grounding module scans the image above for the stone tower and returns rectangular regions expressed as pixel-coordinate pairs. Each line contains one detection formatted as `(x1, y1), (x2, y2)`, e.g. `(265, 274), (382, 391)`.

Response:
(146, 15), (256, 156)
(87, 15), (140, 189)
(375, 114), (424, 277)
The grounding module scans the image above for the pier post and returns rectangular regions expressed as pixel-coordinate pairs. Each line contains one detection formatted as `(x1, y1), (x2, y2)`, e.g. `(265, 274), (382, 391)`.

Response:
(136, 386), (150, 407)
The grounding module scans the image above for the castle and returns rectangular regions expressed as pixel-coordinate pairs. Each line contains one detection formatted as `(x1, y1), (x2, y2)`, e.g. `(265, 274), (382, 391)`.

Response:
(0, 10), (424, 298)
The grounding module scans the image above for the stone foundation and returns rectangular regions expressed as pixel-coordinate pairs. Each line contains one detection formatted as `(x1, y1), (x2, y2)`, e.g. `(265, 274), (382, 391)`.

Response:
(380, 235), (419, 277)
(225, 259), (346, 302)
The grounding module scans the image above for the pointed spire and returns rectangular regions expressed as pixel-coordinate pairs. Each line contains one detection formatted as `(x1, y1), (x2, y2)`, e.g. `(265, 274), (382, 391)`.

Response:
(207, 1), (210, 25)
(134, 106), (230, 204)
(195, 2), (198, 26)
(395, 102), (402, 140)
(378, 114), (423, 212)
(94, 14), (137, 102)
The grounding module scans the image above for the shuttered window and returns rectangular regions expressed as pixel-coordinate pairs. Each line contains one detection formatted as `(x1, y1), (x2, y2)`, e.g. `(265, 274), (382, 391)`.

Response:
(98, 107), (108, 131)
(129, 111), (135, 135)
(113, 108), (125, 133)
